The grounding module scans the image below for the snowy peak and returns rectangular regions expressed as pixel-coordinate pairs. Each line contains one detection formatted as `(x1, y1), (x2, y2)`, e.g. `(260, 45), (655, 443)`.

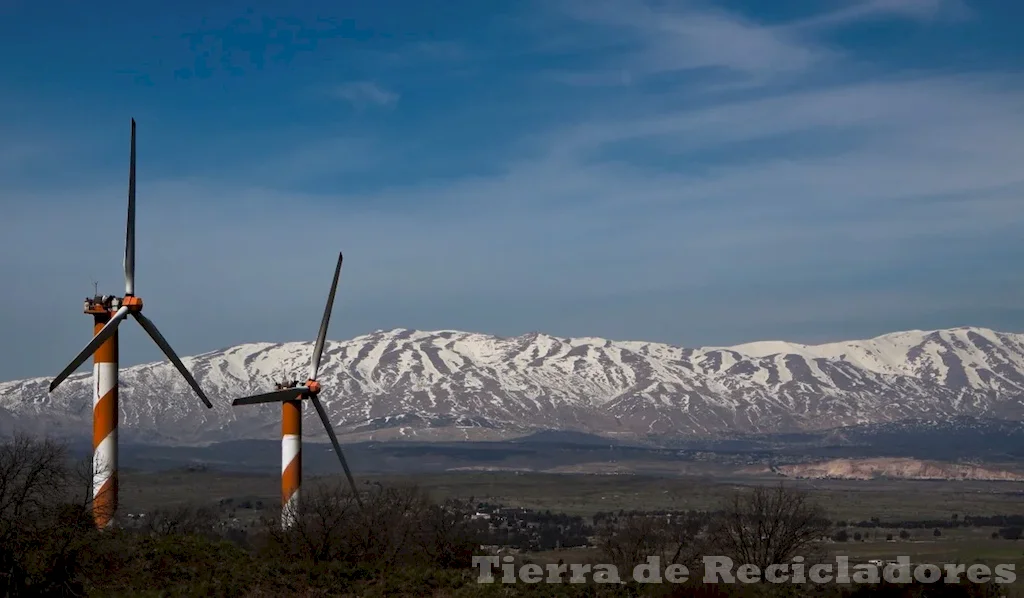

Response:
(1, 326), (1023, 446)
(724, 326), (1024, 391)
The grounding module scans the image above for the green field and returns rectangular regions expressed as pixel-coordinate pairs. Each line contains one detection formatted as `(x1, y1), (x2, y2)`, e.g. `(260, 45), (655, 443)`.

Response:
(118, 468), (1024, 520)
(116, 468), (1024, 574)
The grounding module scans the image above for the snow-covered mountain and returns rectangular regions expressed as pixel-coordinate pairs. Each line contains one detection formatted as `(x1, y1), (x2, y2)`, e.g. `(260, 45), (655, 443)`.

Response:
(3, 326), (1024, 446)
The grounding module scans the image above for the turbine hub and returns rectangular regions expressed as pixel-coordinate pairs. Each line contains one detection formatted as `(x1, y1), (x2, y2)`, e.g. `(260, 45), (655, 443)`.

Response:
(306, 379), (322, 395)
(122, 295), (144, 312)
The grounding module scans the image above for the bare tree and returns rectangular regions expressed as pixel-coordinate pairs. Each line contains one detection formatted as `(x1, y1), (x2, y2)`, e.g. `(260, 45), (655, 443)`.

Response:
(348, 482), (430, 570)
(667, 512), (712, 567)
(0, 434), (98, 595)
(594, 507), (711, 574)
(0, 435), (72, 524)
(416, 497), (482, 569)
(706, 483), (831, 574)
(261, 479), (362, 563)
(596, 513), (675, 572)
(74, 455), (113, 527)
(260, 480), (480, 571)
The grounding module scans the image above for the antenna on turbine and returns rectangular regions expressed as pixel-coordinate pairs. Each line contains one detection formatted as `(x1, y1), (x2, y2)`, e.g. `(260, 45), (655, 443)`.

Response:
(93, 281), (99, 297)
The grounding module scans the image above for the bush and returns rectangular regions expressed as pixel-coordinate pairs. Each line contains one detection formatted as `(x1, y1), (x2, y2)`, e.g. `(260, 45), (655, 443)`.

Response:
(997, 526), (1021, 540)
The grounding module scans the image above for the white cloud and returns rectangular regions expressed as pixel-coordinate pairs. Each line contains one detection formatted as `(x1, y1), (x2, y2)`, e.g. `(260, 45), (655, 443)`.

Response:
(792, 0), (971, 29)
(555, 0), (825, 84)
(550, 0), (969, 88)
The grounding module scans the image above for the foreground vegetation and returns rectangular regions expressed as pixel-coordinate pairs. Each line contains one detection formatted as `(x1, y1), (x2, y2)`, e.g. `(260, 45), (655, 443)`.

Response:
(1, 435), (1020, 596)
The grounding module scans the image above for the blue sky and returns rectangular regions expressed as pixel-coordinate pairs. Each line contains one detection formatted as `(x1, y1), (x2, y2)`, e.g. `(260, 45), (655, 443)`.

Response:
(2, 0), (1023, 379)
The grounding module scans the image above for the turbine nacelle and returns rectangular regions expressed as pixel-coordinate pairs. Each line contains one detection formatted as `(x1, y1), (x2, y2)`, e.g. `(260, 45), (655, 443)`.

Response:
(274, 379), (301, 390)
(267, 378), (324, 393)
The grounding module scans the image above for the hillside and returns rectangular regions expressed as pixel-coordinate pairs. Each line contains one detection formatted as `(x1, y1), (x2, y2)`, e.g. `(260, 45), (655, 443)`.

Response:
(771, 458), (1024, 481)
(2, 326), (1024, 446)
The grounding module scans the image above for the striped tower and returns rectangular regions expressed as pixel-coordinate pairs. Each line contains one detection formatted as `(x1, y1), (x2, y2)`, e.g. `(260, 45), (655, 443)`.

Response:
(91, 309), (119, 528)
(281, 398), (302, 528)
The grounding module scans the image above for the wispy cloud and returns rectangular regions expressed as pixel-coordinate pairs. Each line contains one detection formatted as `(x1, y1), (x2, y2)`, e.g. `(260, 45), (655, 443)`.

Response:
(552, 0), (823, 85)
(793, 0), (972, 29)
(547, 0), (968, 88)
(331, 81), (399, 108)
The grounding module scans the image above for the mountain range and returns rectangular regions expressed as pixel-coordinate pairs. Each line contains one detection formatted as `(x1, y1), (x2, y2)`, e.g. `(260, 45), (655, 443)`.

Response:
(2, 326), (1024, 447)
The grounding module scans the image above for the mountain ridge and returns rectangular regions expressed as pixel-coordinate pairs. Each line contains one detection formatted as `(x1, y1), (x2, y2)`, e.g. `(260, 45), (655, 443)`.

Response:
(2, 325), (1024, 446)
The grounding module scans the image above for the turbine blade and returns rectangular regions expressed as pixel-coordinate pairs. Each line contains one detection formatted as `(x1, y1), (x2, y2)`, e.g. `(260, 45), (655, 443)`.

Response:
(309, 252), (343, 381)
(231, 388), (309, 406)
(309, 395), (362, 507)
(49, 306), (130, 392)
(131, 312), (212, 408)
(124, 118), (136, 296)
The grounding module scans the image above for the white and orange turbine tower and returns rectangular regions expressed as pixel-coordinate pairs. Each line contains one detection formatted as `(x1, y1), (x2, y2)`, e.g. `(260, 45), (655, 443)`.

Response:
(48, 119), (213, 529)
(231, 252), (362, 528)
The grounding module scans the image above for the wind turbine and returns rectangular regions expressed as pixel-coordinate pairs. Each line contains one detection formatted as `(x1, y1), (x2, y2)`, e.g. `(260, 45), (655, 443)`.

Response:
(231, 252), (362, 528)
(48, 119), (213, 529)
